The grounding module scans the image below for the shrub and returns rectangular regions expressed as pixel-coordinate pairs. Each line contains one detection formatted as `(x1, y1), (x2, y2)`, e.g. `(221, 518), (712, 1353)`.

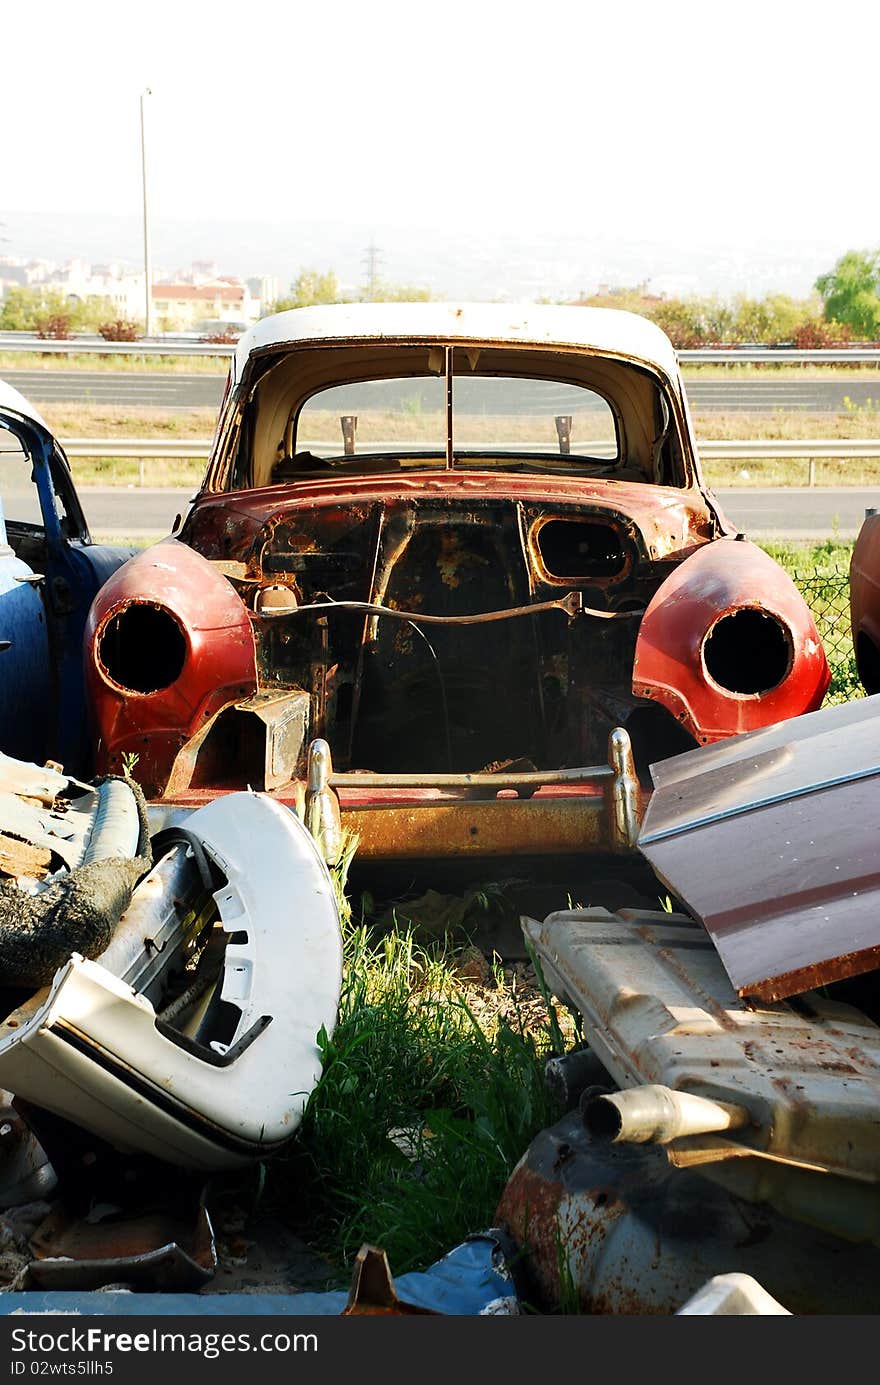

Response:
(792, 318), (853, 349)
(34, 313), (73, 340)
(202, 329), (238, 344)
(97, 319), (140, 342)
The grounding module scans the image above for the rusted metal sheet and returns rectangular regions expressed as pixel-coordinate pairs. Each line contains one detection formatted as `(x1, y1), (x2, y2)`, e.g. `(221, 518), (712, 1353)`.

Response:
(28, 1204), (216, 1292)
(344, 793), (614, 859)
(851, 512), (880, 692)
(633, 536), (829, 746)
(162, 786), (647, 859)
(522, 904), (880, 1239)
(85, 538), (258, 796)
(184, 472), (721, 566)
(495, 1113), (880, 1314)
(342, 1245), (438, 1316)
(639, 696), (880, 999)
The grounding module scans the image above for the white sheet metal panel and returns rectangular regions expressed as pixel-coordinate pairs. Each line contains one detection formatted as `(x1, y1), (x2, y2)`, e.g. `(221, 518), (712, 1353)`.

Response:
(0, 792), (342, 1169)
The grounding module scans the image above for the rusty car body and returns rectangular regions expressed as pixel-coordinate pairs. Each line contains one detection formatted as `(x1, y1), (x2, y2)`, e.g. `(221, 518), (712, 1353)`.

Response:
(851, 510), (880, 692)
(84, 304), (829, 860)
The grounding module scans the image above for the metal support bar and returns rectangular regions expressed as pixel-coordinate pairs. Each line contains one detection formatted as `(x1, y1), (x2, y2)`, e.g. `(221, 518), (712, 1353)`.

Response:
(330, 764), (613, 790)
(304, 739), (343, 865)
(608, 726), (639, 849)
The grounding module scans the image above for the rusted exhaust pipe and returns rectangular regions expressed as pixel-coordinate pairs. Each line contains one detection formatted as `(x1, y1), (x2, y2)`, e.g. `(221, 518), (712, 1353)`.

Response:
(582, 1084), (750, 1145)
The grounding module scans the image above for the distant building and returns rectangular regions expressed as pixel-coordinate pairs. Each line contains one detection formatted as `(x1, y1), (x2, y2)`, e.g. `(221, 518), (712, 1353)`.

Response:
(151, 279), (255, 329)
(247, 274), (280, 310)
(0, 255), (275, 329)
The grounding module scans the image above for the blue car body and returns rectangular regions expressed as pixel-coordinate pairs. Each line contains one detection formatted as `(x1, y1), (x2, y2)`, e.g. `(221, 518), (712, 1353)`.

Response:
(0, 381), (136, 774)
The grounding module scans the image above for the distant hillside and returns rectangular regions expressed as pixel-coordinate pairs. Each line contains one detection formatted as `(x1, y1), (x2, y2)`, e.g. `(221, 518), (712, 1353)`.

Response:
(0, 209), (845, 303)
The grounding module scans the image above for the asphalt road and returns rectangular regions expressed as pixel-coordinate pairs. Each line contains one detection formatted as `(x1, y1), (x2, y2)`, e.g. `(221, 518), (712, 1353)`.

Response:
(80, 485), (880, 541)
(5, 370), (225, 409)
(5, 369), (880, 413)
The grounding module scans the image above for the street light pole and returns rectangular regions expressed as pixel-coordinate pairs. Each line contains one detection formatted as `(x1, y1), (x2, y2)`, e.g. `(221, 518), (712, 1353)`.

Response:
(140, 88), (153, 338)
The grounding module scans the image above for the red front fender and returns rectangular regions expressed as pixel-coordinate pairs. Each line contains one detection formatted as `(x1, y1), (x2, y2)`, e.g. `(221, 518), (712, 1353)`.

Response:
(632, 537), (829, 744)
(85, 539), (257, 793)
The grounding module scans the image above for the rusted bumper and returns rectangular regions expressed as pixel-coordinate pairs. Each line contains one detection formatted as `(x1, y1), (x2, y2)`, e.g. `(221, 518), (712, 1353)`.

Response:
(339, 787), (645, 859)
(162, 728), (646, 862)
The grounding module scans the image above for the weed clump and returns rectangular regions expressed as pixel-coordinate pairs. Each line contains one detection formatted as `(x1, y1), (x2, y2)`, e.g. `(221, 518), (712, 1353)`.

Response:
(273, 838), (562, 1275)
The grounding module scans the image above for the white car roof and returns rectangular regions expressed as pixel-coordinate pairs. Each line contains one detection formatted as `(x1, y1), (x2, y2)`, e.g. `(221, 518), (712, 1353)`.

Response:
(0, 379), (50, 433)
(234, 302), (681, 384)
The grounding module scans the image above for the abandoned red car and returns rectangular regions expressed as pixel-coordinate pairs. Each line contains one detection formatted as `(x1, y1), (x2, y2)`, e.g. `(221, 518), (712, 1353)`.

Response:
(84, 304), (829, 861)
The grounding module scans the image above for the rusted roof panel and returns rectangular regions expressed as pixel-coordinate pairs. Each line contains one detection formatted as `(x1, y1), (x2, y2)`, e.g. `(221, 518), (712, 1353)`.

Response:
(639, 696), (880, 999)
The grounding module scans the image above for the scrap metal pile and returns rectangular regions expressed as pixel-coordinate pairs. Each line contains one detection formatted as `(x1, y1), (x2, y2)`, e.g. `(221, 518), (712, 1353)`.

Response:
(1, 305), (879, 1312)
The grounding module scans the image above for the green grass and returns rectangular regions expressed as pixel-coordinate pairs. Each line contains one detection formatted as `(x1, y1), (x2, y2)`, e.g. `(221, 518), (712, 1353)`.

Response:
(271, 843), (561, 1275)
(764, 539), (861, 703)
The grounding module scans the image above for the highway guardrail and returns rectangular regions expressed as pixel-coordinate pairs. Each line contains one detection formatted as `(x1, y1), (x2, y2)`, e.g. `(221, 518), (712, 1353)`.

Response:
(2, 335), (880, 364)
(57, 437), (880, 460)
(53, 436), (880, 488)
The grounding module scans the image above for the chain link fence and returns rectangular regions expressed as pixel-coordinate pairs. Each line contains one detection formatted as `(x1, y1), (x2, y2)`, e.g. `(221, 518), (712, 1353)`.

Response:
(793, 569), (852, 665)
(790, 567), (861, 702)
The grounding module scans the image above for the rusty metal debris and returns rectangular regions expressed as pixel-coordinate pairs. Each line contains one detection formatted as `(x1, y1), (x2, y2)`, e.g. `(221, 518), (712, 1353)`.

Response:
(495, 1112), (880, 1314)
(28, 1203), (216, 1292)
(342, 1245), (439, 1316)
(522, 903), (880, 1245)
(0, 1103), (56, 1208)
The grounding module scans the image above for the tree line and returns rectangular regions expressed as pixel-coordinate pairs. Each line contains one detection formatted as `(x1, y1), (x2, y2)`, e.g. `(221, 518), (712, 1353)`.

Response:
(1, 250), (878, 343)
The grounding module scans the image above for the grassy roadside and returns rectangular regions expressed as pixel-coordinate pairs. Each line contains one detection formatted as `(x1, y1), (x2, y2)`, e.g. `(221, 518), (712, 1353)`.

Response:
(4, 351), (880, 380)
(276, 860), (564, 1273)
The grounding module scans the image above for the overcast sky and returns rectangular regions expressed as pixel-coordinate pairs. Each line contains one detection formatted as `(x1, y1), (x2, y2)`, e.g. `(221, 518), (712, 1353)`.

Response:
(2, 0), (876, 293)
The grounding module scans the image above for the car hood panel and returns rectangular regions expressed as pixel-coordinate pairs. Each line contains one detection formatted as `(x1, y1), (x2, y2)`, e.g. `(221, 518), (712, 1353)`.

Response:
(639, 696), (880, 999)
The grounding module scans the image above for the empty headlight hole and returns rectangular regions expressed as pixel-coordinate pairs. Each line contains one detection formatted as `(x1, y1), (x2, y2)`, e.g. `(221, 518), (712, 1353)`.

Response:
(99, 604), (187, 693)
(702, 608), (791, 695)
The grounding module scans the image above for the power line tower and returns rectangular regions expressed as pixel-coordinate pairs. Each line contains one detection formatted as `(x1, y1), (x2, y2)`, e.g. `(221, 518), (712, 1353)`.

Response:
(363, 240), (382, 300)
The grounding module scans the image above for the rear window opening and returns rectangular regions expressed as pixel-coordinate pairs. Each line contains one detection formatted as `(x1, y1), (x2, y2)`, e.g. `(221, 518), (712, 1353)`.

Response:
(703, 608), (792, 695)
